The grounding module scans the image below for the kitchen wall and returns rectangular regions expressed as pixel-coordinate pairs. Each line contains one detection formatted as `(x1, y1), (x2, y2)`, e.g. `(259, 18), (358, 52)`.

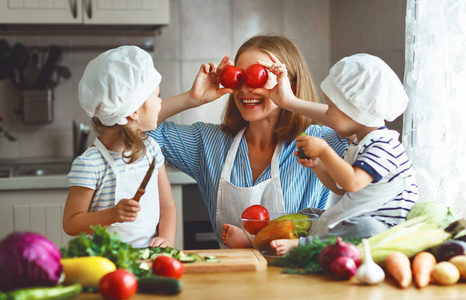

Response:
(0, 0), (406, 159)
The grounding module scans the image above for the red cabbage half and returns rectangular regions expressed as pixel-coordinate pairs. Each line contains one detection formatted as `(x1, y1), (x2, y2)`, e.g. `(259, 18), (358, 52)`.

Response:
(0, 232), (63, 292)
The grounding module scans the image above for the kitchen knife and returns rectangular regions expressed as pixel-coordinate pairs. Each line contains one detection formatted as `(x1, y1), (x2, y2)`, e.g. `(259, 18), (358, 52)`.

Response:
(134, 157), (156, 202)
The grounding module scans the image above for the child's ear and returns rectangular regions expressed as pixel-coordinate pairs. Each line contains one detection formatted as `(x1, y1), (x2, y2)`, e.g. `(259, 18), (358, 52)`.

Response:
(127, 110), (139, 122)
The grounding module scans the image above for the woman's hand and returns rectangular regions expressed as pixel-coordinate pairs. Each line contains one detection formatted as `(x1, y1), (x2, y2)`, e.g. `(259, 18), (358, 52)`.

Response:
(253, 53), (297, 109)
(189, 55), (235, 106)
(111, 198), (141, 223)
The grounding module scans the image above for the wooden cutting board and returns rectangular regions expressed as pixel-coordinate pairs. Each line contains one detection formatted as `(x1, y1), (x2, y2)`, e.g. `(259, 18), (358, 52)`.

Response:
(144, 249), (267, 274)
(183, 248), (267, 273)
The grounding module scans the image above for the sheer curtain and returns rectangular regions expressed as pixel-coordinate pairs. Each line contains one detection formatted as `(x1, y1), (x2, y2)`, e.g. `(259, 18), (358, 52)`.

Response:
(403, 0), (466, 216)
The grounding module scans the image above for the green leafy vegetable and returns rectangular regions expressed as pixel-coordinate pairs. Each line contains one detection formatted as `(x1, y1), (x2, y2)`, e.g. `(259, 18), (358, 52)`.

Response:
(60, 225), (148, 278)
(269, 236), (361, 274)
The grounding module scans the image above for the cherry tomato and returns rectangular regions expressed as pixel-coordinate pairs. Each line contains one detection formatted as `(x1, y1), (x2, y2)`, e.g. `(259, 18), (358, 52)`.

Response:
(99, 269), (138, 300)
(152, 255), (185, 279)
(241, 205), (270, 235)
(219, 65), (244, 89)
(244, 64), (268, 88)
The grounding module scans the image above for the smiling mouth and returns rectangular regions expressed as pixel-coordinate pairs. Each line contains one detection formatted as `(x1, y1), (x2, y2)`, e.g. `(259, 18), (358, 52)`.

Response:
(241, 98), (263, 106)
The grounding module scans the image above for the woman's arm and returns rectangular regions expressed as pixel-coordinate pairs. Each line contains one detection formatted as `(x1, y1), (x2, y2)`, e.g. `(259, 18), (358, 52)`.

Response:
(152, 164), (177, 247)
(158, 56), (233, 123)
(62, 186), (140, 236)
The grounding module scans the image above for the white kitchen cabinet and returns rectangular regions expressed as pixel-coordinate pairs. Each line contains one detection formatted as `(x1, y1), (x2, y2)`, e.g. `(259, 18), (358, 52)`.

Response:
(0, 0), (169, 25)
(0, 184), (184, 250)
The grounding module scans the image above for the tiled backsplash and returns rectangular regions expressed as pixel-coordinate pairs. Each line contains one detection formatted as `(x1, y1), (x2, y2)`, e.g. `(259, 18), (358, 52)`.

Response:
(0, 0), (406, 159)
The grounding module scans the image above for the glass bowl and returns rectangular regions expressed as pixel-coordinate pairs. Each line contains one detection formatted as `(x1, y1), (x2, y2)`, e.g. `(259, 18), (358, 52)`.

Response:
(239, 213), (318, 258)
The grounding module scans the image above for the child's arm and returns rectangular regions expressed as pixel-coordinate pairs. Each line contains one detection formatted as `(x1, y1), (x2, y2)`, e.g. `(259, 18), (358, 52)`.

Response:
(255, 54), (330, 127)
(150, 163), (177, 247)
(297, 154), (345, 195)
(63, 186), (140, 236)
(296, 135), (374, 193)
(158, 55), (234, 124)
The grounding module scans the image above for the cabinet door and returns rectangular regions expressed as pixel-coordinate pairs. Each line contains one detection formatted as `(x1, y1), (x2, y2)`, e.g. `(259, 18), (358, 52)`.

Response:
(83, 0), (169, 25)
(0, 0), (82, 24)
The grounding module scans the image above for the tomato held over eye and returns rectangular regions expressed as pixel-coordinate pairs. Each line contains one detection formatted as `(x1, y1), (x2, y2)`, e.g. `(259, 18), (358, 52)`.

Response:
(99, 269), (138, 300)
(244, 64), (269, 88)
(152, 255), (185, 279)
(241, 205), (270, 235)
(219, 65), (244, 89)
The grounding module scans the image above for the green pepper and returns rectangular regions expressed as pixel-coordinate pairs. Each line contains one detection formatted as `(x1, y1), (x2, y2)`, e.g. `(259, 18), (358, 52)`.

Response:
(253, 220), (297, 253)
(272, 213), (313, 231)
(297, 132), (312, 159)
(1, 284), (82, 300)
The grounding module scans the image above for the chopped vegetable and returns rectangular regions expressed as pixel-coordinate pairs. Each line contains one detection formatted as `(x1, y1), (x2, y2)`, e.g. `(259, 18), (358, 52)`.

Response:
(355, 239), (385, 285)
(0, 283), (82, 300)
(60, 225), (147, 279)
(0, 232), (63, 292)
(412, 251), (436, 288)
(431, 261), (460, 285)
(385, 251), (412, 289)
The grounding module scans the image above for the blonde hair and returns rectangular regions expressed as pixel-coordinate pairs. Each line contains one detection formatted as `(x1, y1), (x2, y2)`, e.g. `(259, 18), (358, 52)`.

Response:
(220, 34), (320, 143)
(92, 117), (147, 164)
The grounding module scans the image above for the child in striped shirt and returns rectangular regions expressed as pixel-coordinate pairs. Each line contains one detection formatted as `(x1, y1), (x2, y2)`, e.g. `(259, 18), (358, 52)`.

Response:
(260, 53), (418, 256)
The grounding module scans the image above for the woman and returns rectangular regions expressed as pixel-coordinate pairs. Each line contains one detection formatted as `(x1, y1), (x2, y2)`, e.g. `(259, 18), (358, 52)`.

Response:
(149, 35), (348, 247)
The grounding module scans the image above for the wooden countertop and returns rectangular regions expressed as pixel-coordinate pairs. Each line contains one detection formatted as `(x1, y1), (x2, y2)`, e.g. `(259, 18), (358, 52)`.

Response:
(76, 266), (466, 300)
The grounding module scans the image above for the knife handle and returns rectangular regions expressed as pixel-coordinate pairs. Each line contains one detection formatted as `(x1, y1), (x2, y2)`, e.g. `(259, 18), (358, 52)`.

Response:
(134, 188), (145, 202)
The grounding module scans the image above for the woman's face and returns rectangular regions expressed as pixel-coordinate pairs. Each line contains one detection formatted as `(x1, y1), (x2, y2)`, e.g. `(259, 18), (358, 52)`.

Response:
(234, 48), (281, 123)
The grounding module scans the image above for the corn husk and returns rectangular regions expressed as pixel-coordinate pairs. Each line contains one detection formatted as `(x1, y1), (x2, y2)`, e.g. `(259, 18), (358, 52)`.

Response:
(357, 215), (452, 266)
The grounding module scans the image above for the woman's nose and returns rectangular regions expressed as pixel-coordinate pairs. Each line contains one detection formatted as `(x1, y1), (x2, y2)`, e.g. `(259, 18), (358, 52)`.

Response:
(239, 81), (253, 92)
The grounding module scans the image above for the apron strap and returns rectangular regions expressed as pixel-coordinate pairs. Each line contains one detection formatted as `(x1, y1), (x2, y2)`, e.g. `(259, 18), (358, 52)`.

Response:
(220, 128), (246, 180)
(94, 138), (119, 178)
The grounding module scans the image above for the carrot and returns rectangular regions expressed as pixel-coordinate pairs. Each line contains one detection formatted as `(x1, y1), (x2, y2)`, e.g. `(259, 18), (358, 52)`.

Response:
(385, 251), (412, 288)
(412, 251), (437, 288)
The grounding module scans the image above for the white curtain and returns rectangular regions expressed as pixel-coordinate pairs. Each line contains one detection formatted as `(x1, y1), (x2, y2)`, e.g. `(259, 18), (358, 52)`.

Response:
(403, 0), (466, 216)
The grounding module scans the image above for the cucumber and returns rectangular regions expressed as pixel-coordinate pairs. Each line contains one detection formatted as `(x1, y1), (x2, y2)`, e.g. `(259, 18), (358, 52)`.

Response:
(3, 284), (82, 300)
(137, 275), (183, 295)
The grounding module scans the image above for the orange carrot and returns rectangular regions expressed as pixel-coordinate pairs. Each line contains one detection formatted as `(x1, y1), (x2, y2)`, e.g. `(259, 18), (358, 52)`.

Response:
(412, 251), (437, 288)
(385, 251), (412, 288)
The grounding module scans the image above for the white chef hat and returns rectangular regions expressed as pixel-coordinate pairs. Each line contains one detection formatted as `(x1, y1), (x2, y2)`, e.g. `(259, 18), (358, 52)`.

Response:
(78, 45), (162, 126)
(320, 53), (408, 127)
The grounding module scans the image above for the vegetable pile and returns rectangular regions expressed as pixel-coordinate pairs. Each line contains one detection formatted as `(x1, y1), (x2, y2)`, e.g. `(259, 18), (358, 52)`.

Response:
(270, 201), (466, 289)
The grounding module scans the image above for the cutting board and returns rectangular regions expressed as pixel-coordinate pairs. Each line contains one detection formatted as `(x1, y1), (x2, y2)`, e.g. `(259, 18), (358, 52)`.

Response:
(145, 249), (267, 274)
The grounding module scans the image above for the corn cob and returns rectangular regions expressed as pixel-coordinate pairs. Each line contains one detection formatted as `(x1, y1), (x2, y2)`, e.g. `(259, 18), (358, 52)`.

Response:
(357, 215), (464, 266)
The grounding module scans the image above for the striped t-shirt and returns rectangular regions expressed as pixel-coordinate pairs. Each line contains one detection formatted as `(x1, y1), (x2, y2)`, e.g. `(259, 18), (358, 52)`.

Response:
(149, 121), (348, 234)
(350, 127), (418, 226)
(68, 137), (164, 212)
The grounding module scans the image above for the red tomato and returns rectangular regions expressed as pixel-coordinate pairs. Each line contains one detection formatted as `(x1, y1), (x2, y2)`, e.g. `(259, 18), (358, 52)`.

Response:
(241, 205), (270, 235)
(99, 269), (138, 300)
(244, 64), (268, 88)
(219, 65), (244, 89)
(152, 255), (185, 279)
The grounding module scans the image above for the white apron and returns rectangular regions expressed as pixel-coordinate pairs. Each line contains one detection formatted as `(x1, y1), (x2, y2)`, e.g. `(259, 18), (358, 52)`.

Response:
(215, 128), (286, 247)
(313, 134), (405, 235)
(94, 138), (159, 248)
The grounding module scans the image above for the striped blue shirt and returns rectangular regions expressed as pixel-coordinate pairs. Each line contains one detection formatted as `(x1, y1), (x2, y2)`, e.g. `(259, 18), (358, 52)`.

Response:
(351, 127), (418, 226)
(149, 122), (348, 231)
(68, 137), (164, 212)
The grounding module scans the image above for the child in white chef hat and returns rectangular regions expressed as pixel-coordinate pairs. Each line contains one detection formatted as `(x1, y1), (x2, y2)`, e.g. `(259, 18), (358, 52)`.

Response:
(260, 53), (418, 255)
(63, 46), (177, 248)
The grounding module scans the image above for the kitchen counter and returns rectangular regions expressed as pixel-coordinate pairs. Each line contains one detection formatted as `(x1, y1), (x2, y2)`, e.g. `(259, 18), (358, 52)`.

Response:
(75, 266), (466, 300)
(0, 164), (195, 191)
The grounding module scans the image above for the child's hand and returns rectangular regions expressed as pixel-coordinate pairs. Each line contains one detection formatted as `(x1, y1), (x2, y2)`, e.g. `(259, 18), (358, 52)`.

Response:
(189, 55), (234, 106)
(111, 199), (141, 223)
(254, 53), (296, 109)
(149, 237), (173, 248)
(295, 135), (329, 158)
(295, 150), (320, 168)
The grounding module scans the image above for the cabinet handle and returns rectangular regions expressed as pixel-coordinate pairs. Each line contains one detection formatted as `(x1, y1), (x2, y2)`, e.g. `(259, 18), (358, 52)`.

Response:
(71, 0), (78, 18)
(84, 0), (93, 19)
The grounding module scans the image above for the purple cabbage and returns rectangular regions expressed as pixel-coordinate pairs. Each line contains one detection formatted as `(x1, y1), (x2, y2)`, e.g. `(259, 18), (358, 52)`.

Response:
(0, 232), (63, 292)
